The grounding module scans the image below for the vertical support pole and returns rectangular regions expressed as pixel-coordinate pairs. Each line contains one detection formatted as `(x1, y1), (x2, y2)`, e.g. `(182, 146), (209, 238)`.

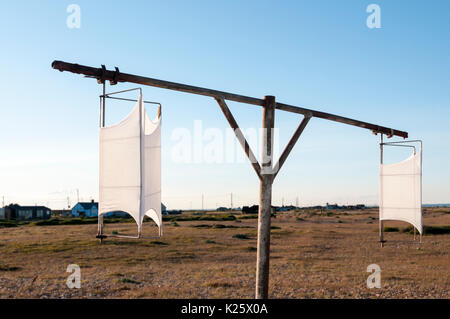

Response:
(380, 134), (384, 248)
(98, 82), (106, 243)
(138, 89), (144, 239)
(102, 82), (106, 127)
(256, 96), (275, 299)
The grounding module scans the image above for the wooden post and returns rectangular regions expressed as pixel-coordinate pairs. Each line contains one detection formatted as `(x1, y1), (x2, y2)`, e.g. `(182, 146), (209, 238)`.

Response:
(256, 96), (275, 299)
(380, 134), (384, 248)
(51, 61), (409, 139)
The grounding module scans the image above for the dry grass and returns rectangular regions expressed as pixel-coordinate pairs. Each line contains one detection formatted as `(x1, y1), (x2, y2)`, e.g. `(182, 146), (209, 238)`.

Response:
(0, 208), (448, 299)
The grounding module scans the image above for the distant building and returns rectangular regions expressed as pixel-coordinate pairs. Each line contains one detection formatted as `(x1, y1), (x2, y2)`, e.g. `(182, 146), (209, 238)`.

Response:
(0, 208), (5, 219)
(242, 205), (259, 214)
(326, 203), (340, 210)
(71, 201), (98, 217)
(3, 204), (51, 220)
(71, 201), (167, 218)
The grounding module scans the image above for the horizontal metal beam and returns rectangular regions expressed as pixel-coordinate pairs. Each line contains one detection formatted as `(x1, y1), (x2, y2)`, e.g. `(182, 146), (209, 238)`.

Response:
(51, 60), (408, 138)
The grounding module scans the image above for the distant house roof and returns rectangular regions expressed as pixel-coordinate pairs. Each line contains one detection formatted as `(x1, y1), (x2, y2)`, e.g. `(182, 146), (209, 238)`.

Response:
(75, 202), (98, 210)
(20, 206), (51, 210)
(7, 204), (50, 210)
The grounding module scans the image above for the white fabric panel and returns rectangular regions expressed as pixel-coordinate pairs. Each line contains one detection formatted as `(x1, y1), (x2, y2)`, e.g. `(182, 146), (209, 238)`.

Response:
(99, 93), (161, 234)
(380, 147), (422, 234)
(142, 101), (162, 229)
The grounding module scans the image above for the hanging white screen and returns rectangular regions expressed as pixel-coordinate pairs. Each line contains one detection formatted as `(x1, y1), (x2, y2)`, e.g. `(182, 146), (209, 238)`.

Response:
(380, 146), (422, 234)
(98, 93), (162, 235)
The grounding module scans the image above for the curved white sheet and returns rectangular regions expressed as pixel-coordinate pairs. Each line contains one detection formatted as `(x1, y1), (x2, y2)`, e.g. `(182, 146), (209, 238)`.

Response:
(380, 147), (422, 234)
(99, 93), (162, 235)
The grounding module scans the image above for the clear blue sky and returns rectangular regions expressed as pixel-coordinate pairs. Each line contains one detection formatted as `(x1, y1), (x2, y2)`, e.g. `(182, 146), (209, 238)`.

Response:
(0, 1), (449, 209)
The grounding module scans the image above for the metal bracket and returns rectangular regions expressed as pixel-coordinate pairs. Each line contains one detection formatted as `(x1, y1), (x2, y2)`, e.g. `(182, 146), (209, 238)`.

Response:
(110, 67), (120, 85)
(387, 129), (394, 139)
(97, 64), (107, 84)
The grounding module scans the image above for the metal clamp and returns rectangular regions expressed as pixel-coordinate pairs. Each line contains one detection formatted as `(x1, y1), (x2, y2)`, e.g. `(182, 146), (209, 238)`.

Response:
(97, 64), (107, 84)
(110, 67), (120, 85)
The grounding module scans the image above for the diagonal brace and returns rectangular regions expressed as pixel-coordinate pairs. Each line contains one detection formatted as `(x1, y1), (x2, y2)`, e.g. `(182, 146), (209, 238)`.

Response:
(215, 97), (262, 180)
(273, 113), (312, 178)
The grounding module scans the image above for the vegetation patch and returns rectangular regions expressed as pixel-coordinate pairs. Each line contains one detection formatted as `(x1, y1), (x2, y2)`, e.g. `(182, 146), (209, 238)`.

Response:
(0, 265), (21, 272)
(205, 240), (216, 244)
(403, 225), (450, 235)
(384, 227), (399, 232)
(206, 281), (234, 288)
(191, 224), (245, 229)
(111, 273), (125, 277)
(232, 234), (250, 240)
(30, 217), (131, 227)
(150, 241), (169, 246)
(213, 224), (238, 229)
(0, 220), (18, 228)
(163, 214), (236, 222)
(192, 224), (211, 228)
(118, 278), (140, 285)
(238, 214), (258, 220)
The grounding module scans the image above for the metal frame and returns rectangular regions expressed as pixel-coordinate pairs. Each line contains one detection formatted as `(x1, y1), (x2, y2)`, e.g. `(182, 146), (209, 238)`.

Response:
(379, 139), (423, 246)
(52, 60), (409, 299)
(96, 84), (162, 242)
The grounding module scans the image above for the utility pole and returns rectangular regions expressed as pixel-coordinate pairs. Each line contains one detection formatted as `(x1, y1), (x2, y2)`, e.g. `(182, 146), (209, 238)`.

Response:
(2, 196), (4, 208)
(202, 194), (204, 211)
(76, 189), (80, 203)
(296, 196), (299, 208)
(230, 193), (233, 210)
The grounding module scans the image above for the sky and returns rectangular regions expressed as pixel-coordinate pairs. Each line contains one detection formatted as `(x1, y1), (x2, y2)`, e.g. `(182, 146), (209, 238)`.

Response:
(0, 0), (449, 210)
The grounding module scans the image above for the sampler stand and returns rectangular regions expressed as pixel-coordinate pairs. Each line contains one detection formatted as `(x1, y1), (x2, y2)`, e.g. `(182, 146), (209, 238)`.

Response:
(96, 85), (162, 242)
(379, 138), (423, 247)
(52, 60), (409, 299)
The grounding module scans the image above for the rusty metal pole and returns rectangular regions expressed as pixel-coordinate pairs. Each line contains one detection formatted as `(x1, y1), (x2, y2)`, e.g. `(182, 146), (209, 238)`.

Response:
(256, 96), (275, 299)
